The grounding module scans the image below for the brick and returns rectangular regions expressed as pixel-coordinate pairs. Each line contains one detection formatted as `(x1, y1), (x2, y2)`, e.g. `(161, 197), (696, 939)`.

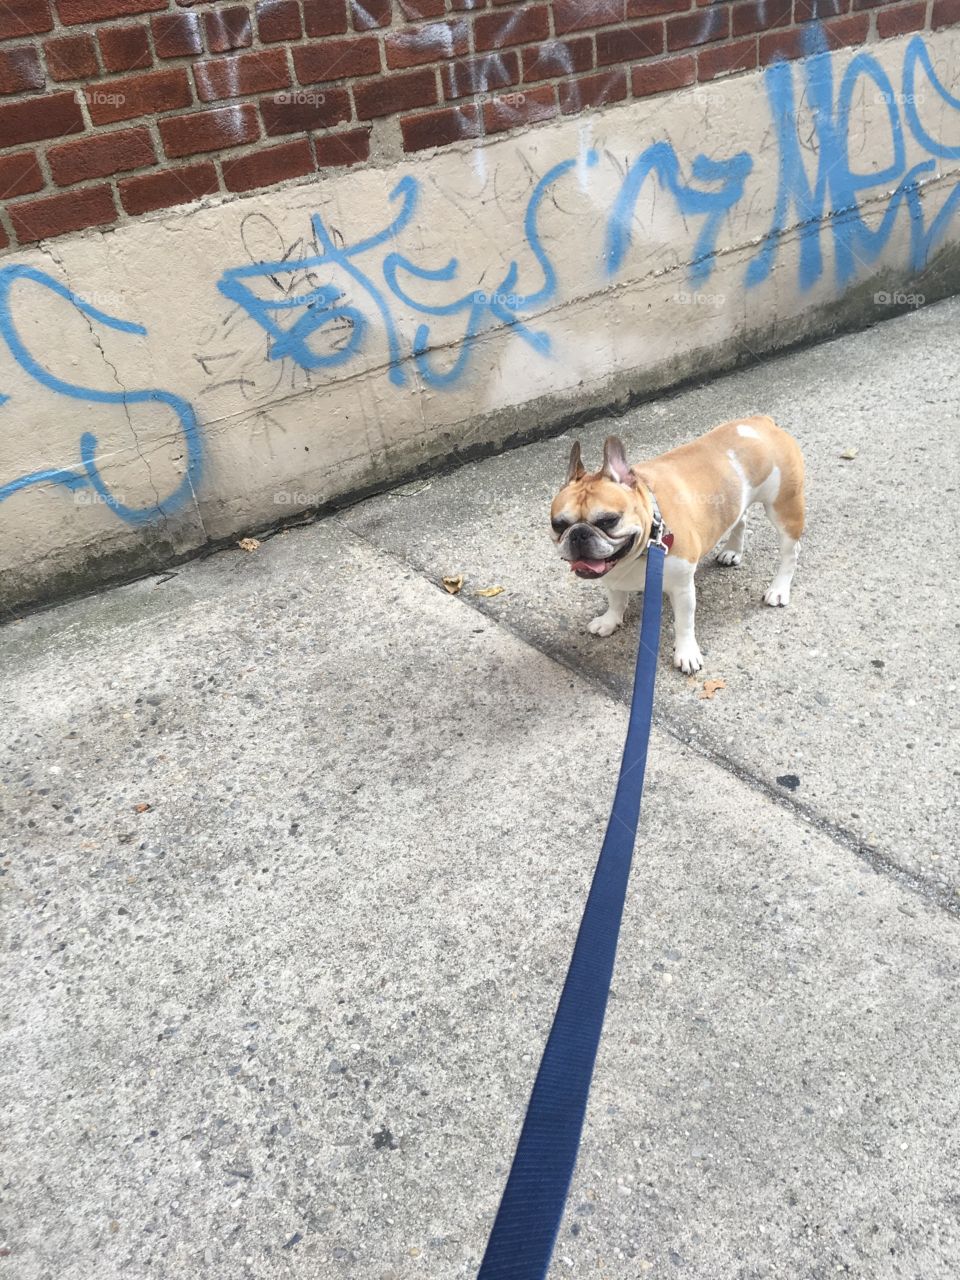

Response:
(293, 36), (381, 82)
(794, 0), (847, 18)
(386, 20), (469, 68)
(0, 0), (52, 41)
(559, 67), (627, 113)
(732, 0), (791, 35)
(0, 90), (83, 146)
(160, 103), (259, 157)
(482, 82), (556, 133)
(44, 33), (98, 80)
(58, 0), (165, 22)
(554, 0), (625, 34)
(195, 49), (290, 101)
(932, 0), (960, 26)
(0, 44), (44, 94)
(9, 183), (116, 242)
(698, 35), (756, 78)
(596, 21), (664, 63)
(256, 0), (302, 41)
(521, 37), (593, 82)
(351, 0), (391, 27)
(0, 149), (43, 198)
(118, 161), (218, 214)
(151, 13), (202, 58)
(443, 50), (519, 98)
(667, 6), (728, 48)
(314, 125), (370, 165)
(353, 67), (438, 118)
(627, 0), (691, 15)
(303, 0), (348, 35)
(85, 67), (192, 125)
(98, 24), (151, 72)
(260, 84), (351, 132)
(759, 25), (808, 61)
(221, 136), (313, 191)
(0, 222), (8, 250)
(631, 50), (695, 93)
(399, 0), (445, 16)
(821, 12), (869, 44)
(401, 102), (479, 150)
(48, 125), (155, 183)
(474, 5), (550, 49)
(876, 1), (927, 35)
(203, 6), (253, 52)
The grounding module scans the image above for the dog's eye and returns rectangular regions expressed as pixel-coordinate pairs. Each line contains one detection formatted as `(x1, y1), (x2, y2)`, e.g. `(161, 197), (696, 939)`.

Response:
(551, 516), (570, 534)
(594, 514), (620, 533)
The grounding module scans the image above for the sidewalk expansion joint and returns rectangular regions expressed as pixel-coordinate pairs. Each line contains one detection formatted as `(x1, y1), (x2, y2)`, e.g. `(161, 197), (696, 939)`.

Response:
(337, 515), (960, 926)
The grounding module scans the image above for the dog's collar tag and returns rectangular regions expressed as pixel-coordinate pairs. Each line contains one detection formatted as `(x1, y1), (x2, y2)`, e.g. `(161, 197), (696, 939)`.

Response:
(646, 488), (673, 553)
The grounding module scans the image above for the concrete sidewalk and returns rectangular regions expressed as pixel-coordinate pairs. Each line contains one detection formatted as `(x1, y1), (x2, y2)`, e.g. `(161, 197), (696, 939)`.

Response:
(2, 300), (960, 1280)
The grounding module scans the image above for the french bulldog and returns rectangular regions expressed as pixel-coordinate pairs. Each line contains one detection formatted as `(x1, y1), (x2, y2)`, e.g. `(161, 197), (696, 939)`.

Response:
(550, 417), (805, 673)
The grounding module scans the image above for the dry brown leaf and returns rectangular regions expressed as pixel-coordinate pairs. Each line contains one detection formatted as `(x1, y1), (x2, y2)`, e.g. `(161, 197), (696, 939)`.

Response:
(133, 802), (152, 813)
(442, 574), (464, 595)
(699, 678), (727, 700)
(839, 447), (858, 460)
(474, 585), (504, 598)
(238, 537), (261, 552)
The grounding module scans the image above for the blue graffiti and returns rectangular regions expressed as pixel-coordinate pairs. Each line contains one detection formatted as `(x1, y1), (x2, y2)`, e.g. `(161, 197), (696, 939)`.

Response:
(3, 34), (959, 528)
(605, 143), (753, 283)
(0, 265), (202, 523)
(747, 34), (960, 290)
(218, 156), (601, 391)
(219, 35), (960, 390)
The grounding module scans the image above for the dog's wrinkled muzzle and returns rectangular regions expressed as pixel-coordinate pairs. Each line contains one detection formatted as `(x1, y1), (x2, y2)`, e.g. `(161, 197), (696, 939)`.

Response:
(560, 525), (636, 578)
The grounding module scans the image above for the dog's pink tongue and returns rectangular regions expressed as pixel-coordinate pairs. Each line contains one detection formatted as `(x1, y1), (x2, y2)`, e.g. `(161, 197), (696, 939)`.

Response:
(570, 558), (608, 574)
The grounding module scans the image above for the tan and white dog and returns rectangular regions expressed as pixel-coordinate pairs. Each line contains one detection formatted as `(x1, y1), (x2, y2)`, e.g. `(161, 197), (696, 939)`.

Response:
(550, 416), (805, 673)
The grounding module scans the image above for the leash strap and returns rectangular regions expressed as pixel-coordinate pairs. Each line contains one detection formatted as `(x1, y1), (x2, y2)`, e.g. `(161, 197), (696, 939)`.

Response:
(477, 543), (666, 1280)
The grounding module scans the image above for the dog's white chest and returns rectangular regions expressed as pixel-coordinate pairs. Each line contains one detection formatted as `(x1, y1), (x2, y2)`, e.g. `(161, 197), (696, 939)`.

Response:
(605, 554), (649, 591)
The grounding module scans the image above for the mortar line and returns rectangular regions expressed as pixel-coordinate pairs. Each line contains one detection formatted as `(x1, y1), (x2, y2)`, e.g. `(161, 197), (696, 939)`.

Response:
(335, 516), (960, 926)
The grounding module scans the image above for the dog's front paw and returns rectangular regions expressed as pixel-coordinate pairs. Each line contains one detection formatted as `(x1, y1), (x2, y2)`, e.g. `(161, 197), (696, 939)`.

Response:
(716, 549), (742, 567)
(588, 613), (623, 637)
(673, 642), (703, 674)
(763, 584), (790, 607)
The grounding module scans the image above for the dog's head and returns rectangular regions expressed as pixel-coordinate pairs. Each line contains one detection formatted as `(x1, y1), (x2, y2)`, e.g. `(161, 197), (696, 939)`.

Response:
(550, 436), (652, 578)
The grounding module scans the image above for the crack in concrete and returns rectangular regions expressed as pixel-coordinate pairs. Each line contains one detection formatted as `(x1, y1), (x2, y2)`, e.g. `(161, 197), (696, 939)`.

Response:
(34, 239), (166, 521)
(336, 516), (960, 926)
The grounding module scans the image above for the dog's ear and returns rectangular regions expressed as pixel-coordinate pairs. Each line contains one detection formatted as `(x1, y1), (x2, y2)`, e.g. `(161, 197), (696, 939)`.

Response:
(601, 436), (635, 487)
(566, 441), (586, 484)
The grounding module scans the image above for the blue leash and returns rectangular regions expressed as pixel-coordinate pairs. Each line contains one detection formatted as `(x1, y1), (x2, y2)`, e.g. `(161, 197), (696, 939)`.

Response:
(477, 539), (666, 1280)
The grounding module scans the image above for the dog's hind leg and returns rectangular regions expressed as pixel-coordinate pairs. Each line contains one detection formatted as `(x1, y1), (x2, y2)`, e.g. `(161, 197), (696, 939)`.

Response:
(762, 486), (804, 607)
(716, 513), (747, 567)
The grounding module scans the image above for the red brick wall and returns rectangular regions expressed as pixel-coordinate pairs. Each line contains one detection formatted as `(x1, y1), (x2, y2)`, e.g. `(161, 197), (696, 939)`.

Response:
(0, 0), (955, 253)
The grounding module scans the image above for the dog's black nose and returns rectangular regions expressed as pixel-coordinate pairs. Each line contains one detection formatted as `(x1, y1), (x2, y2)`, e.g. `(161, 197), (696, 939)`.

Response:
(568, 522), (592, 547)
